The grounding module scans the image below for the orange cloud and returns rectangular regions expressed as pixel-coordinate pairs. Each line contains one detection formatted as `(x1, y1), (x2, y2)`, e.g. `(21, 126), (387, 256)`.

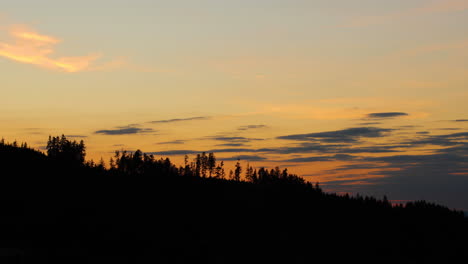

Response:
(237, 98), (431, 120)
(398, 39), (468, 57)
(418, 0), (468, 13)
(231, 101), (369, 120)
(0, 25), (102, 72)
(12, 29), (60, 44)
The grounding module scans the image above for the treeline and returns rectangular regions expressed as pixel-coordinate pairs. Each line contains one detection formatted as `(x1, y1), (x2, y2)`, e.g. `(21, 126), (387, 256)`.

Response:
(46, 135), (312, 187)
(109, 150), (307, 186)
(1, 135), (463, 217)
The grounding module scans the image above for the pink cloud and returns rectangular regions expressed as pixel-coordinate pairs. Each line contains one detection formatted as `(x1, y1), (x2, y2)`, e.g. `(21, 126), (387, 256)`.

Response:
(0, 24), (115, 72)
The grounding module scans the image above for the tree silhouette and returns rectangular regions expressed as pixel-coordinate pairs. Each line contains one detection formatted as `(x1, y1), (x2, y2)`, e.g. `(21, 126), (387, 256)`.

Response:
(214, 161), (225, 179)
(208, 152), (216, 178)
(245, 163), (256, 183)
(195, 154), (201, 177)
(234, 159), (242, 181)
(200, 152), (208, 178)
(46, 135), (85, 166)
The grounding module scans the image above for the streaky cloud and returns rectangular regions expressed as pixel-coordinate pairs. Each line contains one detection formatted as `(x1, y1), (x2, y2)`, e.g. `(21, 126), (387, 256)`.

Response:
(156, 140), (185, 145)
(150, 116), (210, 124)
(437, 128), (461, 131)
(148, 150), (199, 156)
(263, 142), (400, 155)
(65, 135), (88, 138)
(95, 127), (154, 135)
(209, 148), (258, 153)
(366, 112), (409, 119)
(0, 24), (115, 72)
(342, 0), (468, 28)
(238, 124), (268, 131)
(147, 142), (401, 157)
(208, 136), (264, 143)
(277, 127), (393, 143)
(402, 131), (468, 148)
(216, 143), (247, 147)
(358, 122), (382, 125)
(283, 154), (354, 163)
(149, 148), (258, 156)
(222, 155), (267, 161)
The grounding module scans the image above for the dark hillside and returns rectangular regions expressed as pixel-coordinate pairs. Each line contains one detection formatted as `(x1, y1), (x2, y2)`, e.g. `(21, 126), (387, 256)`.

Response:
(0, 137), (467, 263)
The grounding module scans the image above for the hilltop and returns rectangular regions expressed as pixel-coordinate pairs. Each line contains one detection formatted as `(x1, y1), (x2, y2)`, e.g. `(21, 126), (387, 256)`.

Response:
(0, 136), (467, 263)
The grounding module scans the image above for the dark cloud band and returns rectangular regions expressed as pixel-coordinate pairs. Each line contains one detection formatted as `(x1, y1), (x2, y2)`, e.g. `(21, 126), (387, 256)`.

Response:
(95, 127), (154, 135)
(366, 112), (409, 119)
(277, 127), (393, 143)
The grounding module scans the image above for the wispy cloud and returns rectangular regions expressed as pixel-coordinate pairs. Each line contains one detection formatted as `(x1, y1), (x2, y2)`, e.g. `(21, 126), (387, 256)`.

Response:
(395, 39), (468, 58)
(149, 147), (261, 156)
(283, 154), (354, 163)
(437, 128), (462, 130)
(238, 124), (268, 131)
(207, 136), (264, 143)
(95, 127), (155, 135)
(358, 122), (382, 125)
(342, 0), (468, 28)
(216, 143), (248, 147)
(252, 103), (368, 120)
(277, 127), (394, 143)
(417, 0), (468, 14)
(366, 112), (409, 119)
(156, 140), (185, 145)
(149, 116), (210, 124)
(401, 131), (468, 147)
(327, 146), (468, 209)
(239, 98), (431, 121)
(0, 24), (116, 72)
(222, 155), (267, 162)
(416, 131), (430, 134)
(65, 135), (88, 138)
(146, 138), (404, 158)
(148, 149), (200, 155)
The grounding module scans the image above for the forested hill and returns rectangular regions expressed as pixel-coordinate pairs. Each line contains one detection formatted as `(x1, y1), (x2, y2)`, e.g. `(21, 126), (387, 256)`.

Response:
(0, 136), (467, 263)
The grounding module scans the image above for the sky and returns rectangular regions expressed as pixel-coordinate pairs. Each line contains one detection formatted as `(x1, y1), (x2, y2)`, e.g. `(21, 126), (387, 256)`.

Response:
(1, 0), (468, 210)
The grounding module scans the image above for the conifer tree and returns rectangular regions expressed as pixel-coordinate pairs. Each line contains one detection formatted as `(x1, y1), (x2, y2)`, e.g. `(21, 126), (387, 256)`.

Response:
(234, 159), (242, 181)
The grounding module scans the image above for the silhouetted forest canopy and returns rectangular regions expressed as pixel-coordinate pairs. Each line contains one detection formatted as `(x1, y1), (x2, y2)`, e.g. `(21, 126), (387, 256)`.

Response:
(0, 135), (467, 263)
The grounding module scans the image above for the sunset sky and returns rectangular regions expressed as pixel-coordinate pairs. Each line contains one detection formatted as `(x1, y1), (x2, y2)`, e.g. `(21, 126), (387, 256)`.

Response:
(1, 0), (468, 209)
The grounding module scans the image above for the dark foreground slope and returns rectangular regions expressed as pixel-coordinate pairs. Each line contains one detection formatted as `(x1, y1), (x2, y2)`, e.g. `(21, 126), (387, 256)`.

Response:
(0, 143), (467, 263)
